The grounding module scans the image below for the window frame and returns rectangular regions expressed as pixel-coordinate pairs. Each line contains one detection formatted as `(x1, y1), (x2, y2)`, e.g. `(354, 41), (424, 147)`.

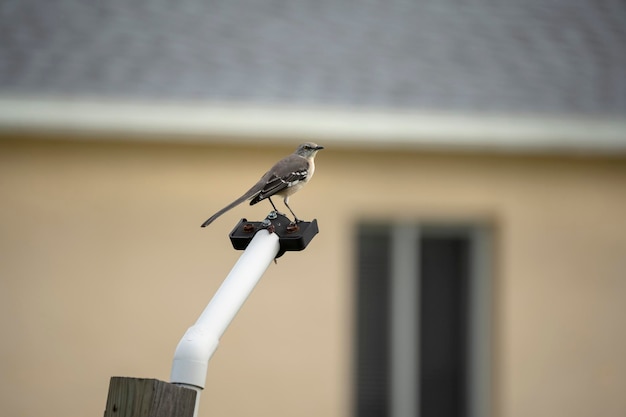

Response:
(354, 223), (493, 417)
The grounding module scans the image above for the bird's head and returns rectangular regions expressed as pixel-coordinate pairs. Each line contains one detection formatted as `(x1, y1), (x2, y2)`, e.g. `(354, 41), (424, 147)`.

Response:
(295, 142), (324, 158)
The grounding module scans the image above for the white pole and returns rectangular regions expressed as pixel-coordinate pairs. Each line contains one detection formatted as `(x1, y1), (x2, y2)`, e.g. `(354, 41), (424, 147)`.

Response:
(170, 229), (280, 417)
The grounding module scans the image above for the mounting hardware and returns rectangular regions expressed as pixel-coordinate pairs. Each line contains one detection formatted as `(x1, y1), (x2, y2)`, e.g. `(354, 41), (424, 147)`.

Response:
(229, 213), (319, 258)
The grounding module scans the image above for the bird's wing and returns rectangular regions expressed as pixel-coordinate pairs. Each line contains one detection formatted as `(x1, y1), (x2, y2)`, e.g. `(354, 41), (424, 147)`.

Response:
(250, 155), (309, 204)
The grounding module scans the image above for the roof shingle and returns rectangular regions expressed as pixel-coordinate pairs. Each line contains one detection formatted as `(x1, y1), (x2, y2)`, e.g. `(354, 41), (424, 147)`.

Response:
(1, 0), (624, 116)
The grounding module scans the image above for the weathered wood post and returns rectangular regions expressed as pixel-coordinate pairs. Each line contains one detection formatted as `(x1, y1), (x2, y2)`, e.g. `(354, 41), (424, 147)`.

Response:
(103, 377), (196, 417)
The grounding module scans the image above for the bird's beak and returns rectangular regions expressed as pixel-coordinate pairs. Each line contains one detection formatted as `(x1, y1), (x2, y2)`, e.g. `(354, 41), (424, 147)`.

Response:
(315, 145), (325, 150)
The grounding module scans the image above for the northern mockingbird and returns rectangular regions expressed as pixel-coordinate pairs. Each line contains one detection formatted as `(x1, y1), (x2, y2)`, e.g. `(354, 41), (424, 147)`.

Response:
(201, 142), (324, 227)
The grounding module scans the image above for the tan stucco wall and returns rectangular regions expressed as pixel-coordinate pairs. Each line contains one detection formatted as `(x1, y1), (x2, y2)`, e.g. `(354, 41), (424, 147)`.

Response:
(1, 137), (625, 417)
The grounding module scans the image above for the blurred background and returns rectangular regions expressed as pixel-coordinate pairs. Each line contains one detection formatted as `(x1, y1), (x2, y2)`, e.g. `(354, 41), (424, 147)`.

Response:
(1, 1), (625, 417)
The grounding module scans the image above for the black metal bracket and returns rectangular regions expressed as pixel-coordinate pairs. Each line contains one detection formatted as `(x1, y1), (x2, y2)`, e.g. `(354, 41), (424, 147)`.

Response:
(229, 212), (319, 259)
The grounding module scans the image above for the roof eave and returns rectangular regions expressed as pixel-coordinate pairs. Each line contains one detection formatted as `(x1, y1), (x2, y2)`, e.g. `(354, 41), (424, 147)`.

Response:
(1, 96), (625, 155)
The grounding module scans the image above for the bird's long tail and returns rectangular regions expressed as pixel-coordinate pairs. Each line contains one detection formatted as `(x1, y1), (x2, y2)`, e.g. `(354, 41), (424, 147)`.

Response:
(200, 184), (262, 227)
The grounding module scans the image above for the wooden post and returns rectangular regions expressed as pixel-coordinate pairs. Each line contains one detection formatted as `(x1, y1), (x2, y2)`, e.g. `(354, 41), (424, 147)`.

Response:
(104, 377), (197, 417)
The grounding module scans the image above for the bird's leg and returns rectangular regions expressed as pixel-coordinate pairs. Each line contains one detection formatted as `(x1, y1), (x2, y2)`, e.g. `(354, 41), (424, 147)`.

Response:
(283, 197), (301, 223)
(267, 197), (284, 216)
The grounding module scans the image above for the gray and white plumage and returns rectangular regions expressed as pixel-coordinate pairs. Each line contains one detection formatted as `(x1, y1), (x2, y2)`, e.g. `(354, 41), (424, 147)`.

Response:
(201, 142), (324, 227)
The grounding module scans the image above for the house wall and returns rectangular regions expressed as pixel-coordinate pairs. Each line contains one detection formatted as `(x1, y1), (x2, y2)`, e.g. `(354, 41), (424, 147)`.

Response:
(1, 137), (625, 417)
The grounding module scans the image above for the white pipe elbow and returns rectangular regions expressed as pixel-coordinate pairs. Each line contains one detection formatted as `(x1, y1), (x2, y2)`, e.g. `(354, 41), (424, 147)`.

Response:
(170, 325), (220, 389)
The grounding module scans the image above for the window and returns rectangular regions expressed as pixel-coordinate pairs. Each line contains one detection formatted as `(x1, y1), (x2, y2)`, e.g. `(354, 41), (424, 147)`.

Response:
(355, 224), (492, 417)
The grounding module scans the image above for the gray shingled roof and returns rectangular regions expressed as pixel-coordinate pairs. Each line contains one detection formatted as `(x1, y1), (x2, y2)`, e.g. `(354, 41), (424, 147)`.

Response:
(1, 0), (625, 116)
